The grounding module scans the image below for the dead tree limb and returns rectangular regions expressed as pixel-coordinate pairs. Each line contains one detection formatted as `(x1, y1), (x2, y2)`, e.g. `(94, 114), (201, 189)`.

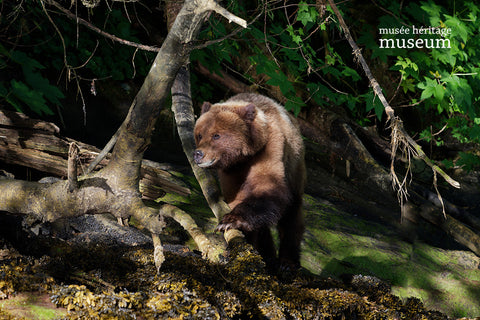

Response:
(171, 67), (231, 222)
(326, 0), (460, 199)
(46, 0), (161, 52)
(67, 142), (79, 192)
(165, 0), (231, 223)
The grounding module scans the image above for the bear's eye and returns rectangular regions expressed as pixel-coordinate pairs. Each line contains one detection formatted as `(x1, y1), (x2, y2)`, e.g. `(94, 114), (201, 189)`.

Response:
(212, 134), (220, 140)
(197, 134), (202, 141)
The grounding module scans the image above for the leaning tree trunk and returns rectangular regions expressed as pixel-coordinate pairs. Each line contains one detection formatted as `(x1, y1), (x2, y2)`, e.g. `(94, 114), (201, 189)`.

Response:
(0, 0), (245, 269)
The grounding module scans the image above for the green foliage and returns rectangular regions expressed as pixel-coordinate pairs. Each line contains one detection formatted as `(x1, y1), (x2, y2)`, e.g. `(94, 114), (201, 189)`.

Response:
(362, 0), (480, 169)
(0, 1), (154, 116)
(193, 0), (480, 170)
(192, 0), (335, 116)
(192, 1), (400, 122)
(0, 44), (61, 115)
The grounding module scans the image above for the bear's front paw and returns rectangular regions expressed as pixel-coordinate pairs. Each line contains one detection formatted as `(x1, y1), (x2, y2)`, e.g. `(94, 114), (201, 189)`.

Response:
(216, 213), (254, 232)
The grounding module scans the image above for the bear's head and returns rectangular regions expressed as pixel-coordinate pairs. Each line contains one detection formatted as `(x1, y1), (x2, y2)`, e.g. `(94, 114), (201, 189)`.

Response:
(193, 101), (268, 169)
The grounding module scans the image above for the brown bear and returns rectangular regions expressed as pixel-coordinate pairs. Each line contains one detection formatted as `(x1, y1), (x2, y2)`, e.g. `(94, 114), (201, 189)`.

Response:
(193, 93), (305, 269)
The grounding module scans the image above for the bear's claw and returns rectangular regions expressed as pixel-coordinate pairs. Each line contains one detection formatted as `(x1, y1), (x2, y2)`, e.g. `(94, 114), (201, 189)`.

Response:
(216, 213), (253, 232)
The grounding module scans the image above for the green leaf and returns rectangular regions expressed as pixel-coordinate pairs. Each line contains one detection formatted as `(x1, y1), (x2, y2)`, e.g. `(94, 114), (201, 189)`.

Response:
(253, 54), (277, 75)
(346, 96), (358, 111)
(325, 54), (335, 65)
(457, 152), (480, 171)
(469, 125), (480, 142)
(418, 84), (434, 100)
(286, 25), (302, 45)
(285, 95), (306, 116)
(442, 158), (454, 169)
(10, 80), (53, 115)
(10, 51), (45, 70)
(420, 1), (443, 25)
(266, 71), (294, 95)
(433, 83), (445, 101)
(341, 67), (361, 81)
(24, 70), (65, 106)
(444, 14), (469, 43)
(418, 77), (438, 100)
(401, 78), (416, 93)
(297, 2), (317, 26)
(432, 49), (456, 67)
(0, 83), (7, 96)
(365, 91), (384, 120)
(5, 95), (24, 113)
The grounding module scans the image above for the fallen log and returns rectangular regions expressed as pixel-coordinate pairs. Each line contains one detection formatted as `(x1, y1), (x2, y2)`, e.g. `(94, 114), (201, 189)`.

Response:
(0, 109), (190, 198)
(403, 200), (480, 256)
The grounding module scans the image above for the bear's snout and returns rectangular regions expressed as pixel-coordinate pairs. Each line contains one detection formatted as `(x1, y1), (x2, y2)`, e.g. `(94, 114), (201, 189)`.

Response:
(194, 149), (217, 168)
(193, 150), (204, 164)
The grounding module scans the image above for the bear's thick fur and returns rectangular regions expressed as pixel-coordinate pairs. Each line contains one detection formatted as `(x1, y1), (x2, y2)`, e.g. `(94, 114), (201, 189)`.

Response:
(194, 93), (305, 268)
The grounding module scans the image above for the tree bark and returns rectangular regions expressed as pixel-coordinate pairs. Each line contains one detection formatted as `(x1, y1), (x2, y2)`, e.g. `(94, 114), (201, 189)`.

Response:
(165, 0), (243, 250)
(170, 66), (231, 223)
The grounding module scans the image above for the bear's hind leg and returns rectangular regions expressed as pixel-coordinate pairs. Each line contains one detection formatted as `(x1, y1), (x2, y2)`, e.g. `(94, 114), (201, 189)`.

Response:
(245, 227), (277, 271)
(277, 198), (304, 270)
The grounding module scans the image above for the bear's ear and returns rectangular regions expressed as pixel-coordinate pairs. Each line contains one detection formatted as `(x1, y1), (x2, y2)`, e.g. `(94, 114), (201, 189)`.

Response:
(201, 102), (212, 114)
(237, 104), (256, 122)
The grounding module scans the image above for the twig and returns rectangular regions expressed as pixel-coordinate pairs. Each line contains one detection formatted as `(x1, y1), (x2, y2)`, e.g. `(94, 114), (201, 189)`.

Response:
(45, 0), (161, 52)
(395, 98), (425, 108)
(194, 8), (262, 50)
(205, 0), (247, 28)
(388, 73), (403, 105)
(41, 0), (68, 65)
(85, 121), (125, 174)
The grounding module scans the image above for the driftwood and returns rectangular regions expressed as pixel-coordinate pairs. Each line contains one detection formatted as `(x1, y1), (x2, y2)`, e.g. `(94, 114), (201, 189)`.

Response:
(0, 109), (190, 198)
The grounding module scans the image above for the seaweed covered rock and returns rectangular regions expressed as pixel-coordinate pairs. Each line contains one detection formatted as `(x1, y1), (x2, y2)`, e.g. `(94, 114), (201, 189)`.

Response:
(0, 231), (463, 320)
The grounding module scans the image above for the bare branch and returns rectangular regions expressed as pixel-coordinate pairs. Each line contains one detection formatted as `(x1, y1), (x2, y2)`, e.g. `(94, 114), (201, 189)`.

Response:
(46, 0), (161, 52)
(152, 233), (165, 271)
(161, 204), (223, 261)
(165, 0), (234, 255)
(203, 0), (247, 28)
